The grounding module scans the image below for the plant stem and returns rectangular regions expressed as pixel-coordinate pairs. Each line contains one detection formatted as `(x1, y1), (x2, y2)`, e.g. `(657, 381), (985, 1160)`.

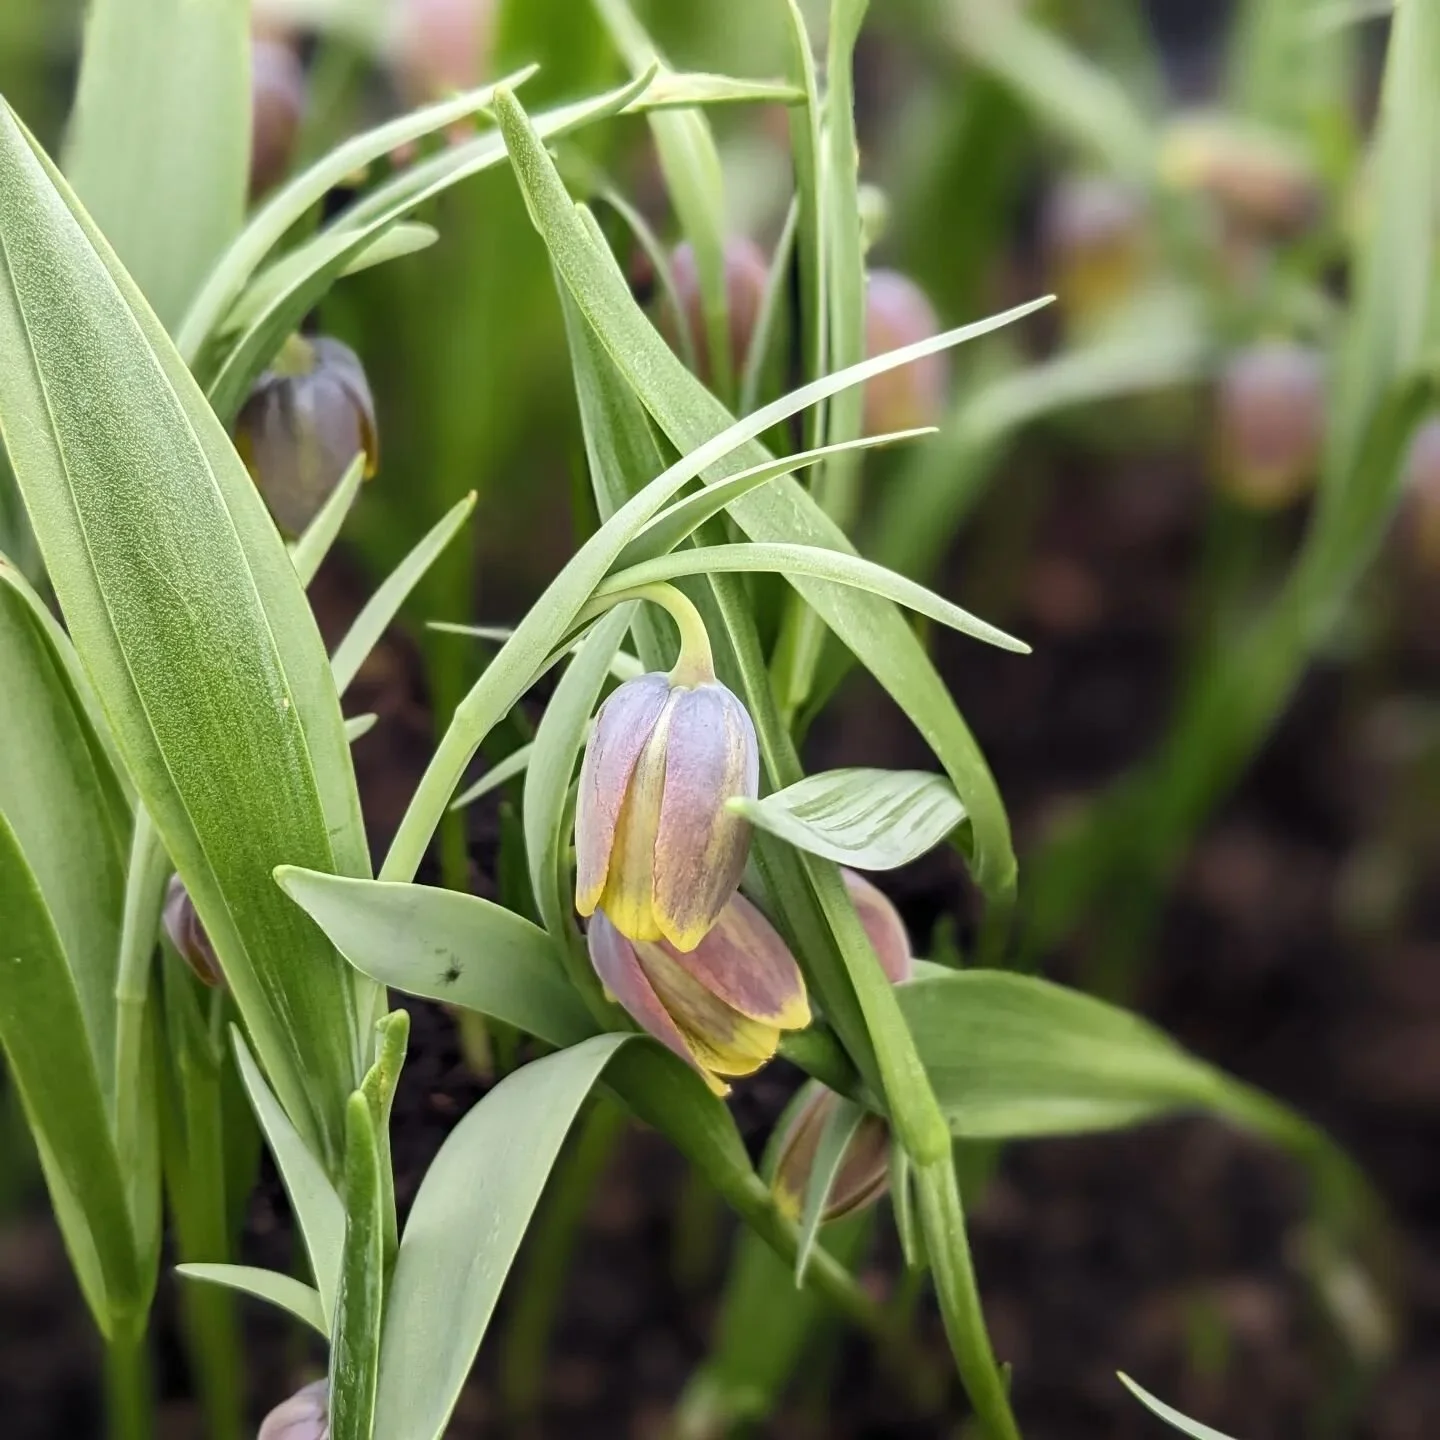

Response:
(114, 807), (167, 1155)
(104, 1324), (153, 1440)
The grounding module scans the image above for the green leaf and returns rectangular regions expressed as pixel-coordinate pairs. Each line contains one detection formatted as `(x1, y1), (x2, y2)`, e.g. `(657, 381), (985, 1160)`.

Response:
(1119, 1375), (1239, 1440)
(487, 86), (1038, 909)
(0, 813), (143, 1334)
(65, 0), (249, 330)
(344, 714), (378, 743)
(589, 543), (1029, 653)
(290, 455), (368, 587)
(175, 66), (541, 357)
(633, 71), (803, 109)
(0, 582), (128, 1098)
(372, 1035), (631, 1440)
(274, 870), (599, 1050)
(793, 1093), (867, 1287)
(449, 741), (537, 812)
(331, 1094), (383, 1440)
(0, 107), (371, 1168)
(730, 769), (966, 871)
(176, 1264), (326, 1337)
(232, 1032), (344, 1326)
(331, 492), (477, 695)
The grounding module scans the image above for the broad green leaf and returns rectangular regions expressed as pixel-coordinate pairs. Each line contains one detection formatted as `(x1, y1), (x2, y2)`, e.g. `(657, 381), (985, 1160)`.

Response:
(488, 87), (1036, 909)
(589, 543), (1029, 653)
(615, 430), (932, 570)
(523, 605), (633, 946)
(290, 454), (367, 587)
(65, 0), (249, 330)
(794, 1093), (867, 1287)
(0, 813), (142, 1334)
(0, 108), (370, 1167)
(232, 1033), (344, 1326)
(176, 1264), (326, 1337)
(0, 583), (128, 1095)
(331, 492), (477, 694)
(1119, 1375), (1239, 1440)
(274, 870), (598, 1050)
(373, 1035), (631, 1440)
(175, 66), (541, 357)
(730, 769), (966, 871)
(331, 1095), (383, 1440)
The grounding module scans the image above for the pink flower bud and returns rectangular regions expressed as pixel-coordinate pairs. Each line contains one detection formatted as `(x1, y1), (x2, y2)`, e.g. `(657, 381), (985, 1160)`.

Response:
(863, 269), (949, 435)
(575, 672), (759, 952)
(842, 869), (913, 985)
(1214, 342), (1325, 509)
(257, 1379), (328, 1440)
(772, 1082), (891, 1223)
(587, 896), (809, 1095)
(162, 874), (223, 988)
(660, 238), (770, 387)
(390, 0), (494, 104)
(235, 334), (378, 535)
(250, 38), (306, 200)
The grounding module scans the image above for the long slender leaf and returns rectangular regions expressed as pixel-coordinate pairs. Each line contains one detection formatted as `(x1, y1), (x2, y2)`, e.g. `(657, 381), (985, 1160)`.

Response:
(794, 1094), (867, 1286)
(0, 106), (371, 1167)
(65, 0), (249, 330)
(1119, 1375), (1239, 1440)
(290, 455), (367, 587)
(176, 1264), (327, 1337)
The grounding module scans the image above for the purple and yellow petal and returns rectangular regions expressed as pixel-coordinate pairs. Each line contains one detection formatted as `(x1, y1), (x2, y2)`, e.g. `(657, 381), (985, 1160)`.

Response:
(772, 1083), (892, 1224)
(842, 869), (914, 985)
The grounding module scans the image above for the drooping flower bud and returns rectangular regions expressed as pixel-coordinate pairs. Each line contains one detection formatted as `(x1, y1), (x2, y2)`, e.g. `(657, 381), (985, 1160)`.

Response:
(863, 269), (949, 436)
(1041, 174), (1148, 321)
(1213, 342), (1325, 509)
(235, 335), (378, 535)
(162, 874), (223, 988)
(1399, 417), (1440, 571)
(1159, 113), (1322, 240)
(660, 238), (770, 386)
(575, 622), (760, 950)
(250, 37), (306, 200)
(842, 869), (913, 985)
(587, 896), (809, 1094)
(257, 1378), (328, 1440)
(772, 1081), (891, 1223)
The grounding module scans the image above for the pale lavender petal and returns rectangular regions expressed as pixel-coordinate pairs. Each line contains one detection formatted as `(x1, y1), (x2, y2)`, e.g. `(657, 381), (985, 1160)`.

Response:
(586, 911), (699, 1075)
(842, 869), (914, 985)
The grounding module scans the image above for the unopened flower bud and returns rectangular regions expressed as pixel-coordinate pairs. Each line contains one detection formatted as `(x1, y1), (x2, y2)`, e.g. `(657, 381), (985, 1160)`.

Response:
(1159, 113), (1321, 240)
(863, 269), (949, 436)
(257, 1378), (328, 1440)
(390, 0), (494, 103)
(772, 1082), (891, 1223)
(842, 869), (913, 985)
(1041, 175), (1148, 321)
(236, 335), (378, 535)
(250, 38), (306, 199)
(1399, 417), (1440, 570)
(587, 896), (809, 1094)
(1214, 342), (1325, 509)
(575, 663), (759, 951)
(661, 238), (770, 386)
(162, 875), (222, 987)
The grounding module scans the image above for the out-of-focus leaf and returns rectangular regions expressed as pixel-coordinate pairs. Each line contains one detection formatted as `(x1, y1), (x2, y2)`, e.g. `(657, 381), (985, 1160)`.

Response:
(344, 714), (378, 743)
(176, 1264), (326, 1336)
(0, 814), (143, 1335)
(274, 870), (598, 1050)
(635, 71), (803, 109)
(730, 769), (966, 871)
(330, 1094), (383, 1440)
(232, 1033), (344, 1325)
(330, 492), (477, 694)
(1119, 1375), (1239, 1440)
(0, 108), (371, 1168)
(372, 1035), (631, 1440)
(65, 0), (249, 330)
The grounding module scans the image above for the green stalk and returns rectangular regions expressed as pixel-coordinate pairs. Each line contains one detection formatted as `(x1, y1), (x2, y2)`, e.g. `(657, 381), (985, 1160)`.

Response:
(103, 1323), (153, 1440)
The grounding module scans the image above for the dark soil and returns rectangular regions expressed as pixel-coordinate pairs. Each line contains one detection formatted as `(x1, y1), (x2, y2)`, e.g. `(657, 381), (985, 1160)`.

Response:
(1, 440), (1436, 1440)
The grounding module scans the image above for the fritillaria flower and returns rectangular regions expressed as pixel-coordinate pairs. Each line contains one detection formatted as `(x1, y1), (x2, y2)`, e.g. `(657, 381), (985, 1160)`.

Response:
(863, 269), (950, 436)
(162, 874), (222, 988)
(250, 37), (306, 199)
(235, 335), (378, 535)
(772, 1081), (892, 1224)
(1041, 175), (1148, 322)
(587, 896), (808, 1094)
(661, 237), (770, 386)
(1399, 417), (1440, 571)
(842, 868), (913, 985)
(257, 1379), (328, 1440)
(1214, 342), (1325, 509)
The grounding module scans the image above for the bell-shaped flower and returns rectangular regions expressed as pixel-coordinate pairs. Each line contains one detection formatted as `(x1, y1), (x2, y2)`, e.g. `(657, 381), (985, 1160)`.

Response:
(772, 1081), (892, 1224)
(257, 1379), (328, 1440)
(1214, 342), (1325, 510)
(575, 669), (759, 951)
(586, 894), (809, 1095)
(162, 874), (223, 988)
(863, 269), (949, 436)
(842, 868), (913, 985)
(235, 334), (378, 535)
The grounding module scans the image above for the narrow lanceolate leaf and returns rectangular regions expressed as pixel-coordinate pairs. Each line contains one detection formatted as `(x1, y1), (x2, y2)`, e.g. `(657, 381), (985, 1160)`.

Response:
(0, 814), (143, 1335)
(793, 1095), (867, 1286)
(176, 1264), (327, 1337)
(291, 454), (367, 587)
(330, 1095), (384, 1440)
(373, 1035), (631, 1440)
(274, 870), (599, 1050)
(0, 583), (128, 1098)
(1118, 1375), (1239, 1440)
(730, 769), (966, 871)
(64, 0), (249, 331)
(0, 109), (370, 1170)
